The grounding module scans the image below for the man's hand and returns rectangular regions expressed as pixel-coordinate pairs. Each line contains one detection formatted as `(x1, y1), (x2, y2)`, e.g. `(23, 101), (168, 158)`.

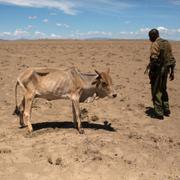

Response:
(144, 68), (149, 75)
(144, 63), (150, 75)
(169, 71), (174, 81)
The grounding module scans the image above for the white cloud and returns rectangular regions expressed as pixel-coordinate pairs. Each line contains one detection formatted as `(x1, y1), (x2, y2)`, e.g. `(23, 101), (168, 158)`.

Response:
(0, 0), (135, 16)
(157, 26), (169, 33)
(14, 29), (29, 36)
(43, 19), (48, 23)
(0, 29), (55, 39)
(89, 31), (112, 36)
(51, 33), (62, 38)
(134, 27), (180, 39)
(51, 33), (57, 37)
(28, 16), (37, 20)
(1, 25), (180, 40)
(56, 23), (70, 28)
(70, 28), (177, 40)
(73, 30), (113, 39)
(56, 23), (62, 27)
(64, 24), (70, 28)
(35, 31), (46, 36)
(116, 31), (138, 39)
(0, 29), (30, 39)
(139, 26), (180, 35)
(0, 0), (77, 15)
(77, 0), (134, 11)
(140, 28), (150, 33)
(2, 32), (11, 35)
(138, 27), (170, 35)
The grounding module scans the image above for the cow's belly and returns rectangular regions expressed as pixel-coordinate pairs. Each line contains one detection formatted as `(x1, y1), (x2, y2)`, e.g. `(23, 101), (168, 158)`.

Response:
(36, 77), (72, 100)
(36, 93), (70, 101)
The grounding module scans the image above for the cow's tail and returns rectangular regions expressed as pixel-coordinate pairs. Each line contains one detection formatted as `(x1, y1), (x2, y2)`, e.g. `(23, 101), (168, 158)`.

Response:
(13, 81), (20, 116)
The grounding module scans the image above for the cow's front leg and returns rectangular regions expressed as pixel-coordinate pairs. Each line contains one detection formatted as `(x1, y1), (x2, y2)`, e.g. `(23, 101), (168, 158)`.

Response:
(24, 93), (34, 133)
(72, 99), (84, 134)
(19, 97), (26, 128)
(72, 101), (78, 128)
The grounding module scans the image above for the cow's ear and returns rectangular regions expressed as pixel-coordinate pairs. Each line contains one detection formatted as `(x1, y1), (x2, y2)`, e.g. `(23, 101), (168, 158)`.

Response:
(91, 79), (97, 85)
(95, 70), (102, 79)
(95, 70), (101, 76)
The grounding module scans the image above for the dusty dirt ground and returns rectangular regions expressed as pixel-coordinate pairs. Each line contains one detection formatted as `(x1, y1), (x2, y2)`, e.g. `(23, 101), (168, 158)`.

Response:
(0, 40), (179, 180)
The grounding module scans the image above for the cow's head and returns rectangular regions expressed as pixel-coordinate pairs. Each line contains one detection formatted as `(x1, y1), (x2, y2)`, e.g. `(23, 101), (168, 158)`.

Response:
(92, 68), (117, 98)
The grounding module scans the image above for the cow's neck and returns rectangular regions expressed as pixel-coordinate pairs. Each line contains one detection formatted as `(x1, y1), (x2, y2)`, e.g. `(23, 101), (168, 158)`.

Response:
(80, 73), (98, 89)
(78, 73), (98, 102)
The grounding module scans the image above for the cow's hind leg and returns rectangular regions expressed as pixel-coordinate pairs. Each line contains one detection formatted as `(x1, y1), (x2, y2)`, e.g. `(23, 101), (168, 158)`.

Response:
(19, 97), (26, 127)
(13, 97), (26, 128)
(24, 93), (34, 133)
(72, 99), (84, 134)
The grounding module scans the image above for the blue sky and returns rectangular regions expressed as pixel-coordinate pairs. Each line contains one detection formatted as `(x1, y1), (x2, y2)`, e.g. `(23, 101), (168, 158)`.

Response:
(0, 0), (180, 40)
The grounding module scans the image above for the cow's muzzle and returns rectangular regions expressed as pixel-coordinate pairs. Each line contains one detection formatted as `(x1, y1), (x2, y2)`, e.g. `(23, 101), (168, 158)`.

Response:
(109, 92), (117, 98)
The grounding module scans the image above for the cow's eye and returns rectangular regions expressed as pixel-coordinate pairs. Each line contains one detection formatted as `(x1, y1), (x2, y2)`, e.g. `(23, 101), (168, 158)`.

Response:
(102, 81), (107, 87)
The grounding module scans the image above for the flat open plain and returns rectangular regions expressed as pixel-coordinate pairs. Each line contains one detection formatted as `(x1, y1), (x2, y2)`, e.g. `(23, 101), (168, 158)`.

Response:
(0, 40), (179, 180)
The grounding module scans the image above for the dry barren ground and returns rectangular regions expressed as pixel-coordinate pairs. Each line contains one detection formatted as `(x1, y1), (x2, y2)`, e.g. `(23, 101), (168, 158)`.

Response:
(0, 40), (180, 180)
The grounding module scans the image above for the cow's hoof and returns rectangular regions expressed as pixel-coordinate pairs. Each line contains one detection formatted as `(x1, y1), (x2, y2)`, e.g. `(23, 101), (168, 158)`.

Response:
(28, 131), (33, 135)
(79, 129), (84, 134)
(19, 125), (27, 129)
(28, 128), (33, 133)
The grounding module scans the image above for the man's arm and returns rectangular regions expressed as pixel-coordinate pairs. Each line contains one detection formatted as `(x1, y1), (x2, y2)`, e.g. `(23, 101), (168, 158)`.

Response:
(144, 63), (150, 74)
(169, 65), (175, 81)
(168, 43), (176, 81)
(150, 41), (160, 64)
(144, 41), (160, 75)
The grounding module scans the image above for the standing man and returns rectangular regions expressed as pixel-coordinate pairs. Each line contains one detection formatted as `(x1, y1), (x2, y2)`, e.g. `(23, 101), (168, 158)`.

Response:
(146, 28), (176, 119)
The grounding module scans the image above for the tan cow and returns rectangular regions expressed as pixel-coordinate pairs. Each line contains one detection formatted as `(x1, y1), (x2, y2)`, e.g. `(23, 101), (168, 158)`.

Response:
(13, 67), (117, 134)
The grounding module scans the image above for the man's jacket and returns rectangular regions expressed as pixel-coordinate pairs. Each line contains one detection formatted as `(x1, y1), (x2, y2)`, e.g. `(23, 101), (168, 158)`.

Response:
(150, 37), (176, 70)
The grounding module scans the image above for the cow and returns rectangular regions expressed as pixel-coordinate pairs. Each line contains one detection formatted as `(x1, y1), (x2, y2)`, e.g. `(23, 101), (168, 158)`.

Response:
(13, 67), (117, 134)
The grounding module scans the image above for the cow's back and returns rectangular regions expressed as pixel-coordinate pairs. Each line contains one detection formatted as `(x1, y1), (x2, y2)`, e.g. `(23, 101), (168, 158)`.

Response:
(33, 68), (70, 98)
(33, 67), (83, 100)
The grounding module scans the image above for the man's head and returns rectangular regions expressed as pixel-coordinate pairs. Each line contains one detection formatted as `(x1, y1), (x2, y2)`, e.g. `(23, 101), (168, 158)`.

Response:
(148, 28), (159, 42)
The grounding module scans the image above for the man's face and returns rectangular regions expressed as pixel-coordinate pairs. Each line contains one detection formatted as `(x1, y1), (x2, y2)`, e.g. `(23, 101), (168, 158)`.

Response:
(149, 35), (157, 42)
